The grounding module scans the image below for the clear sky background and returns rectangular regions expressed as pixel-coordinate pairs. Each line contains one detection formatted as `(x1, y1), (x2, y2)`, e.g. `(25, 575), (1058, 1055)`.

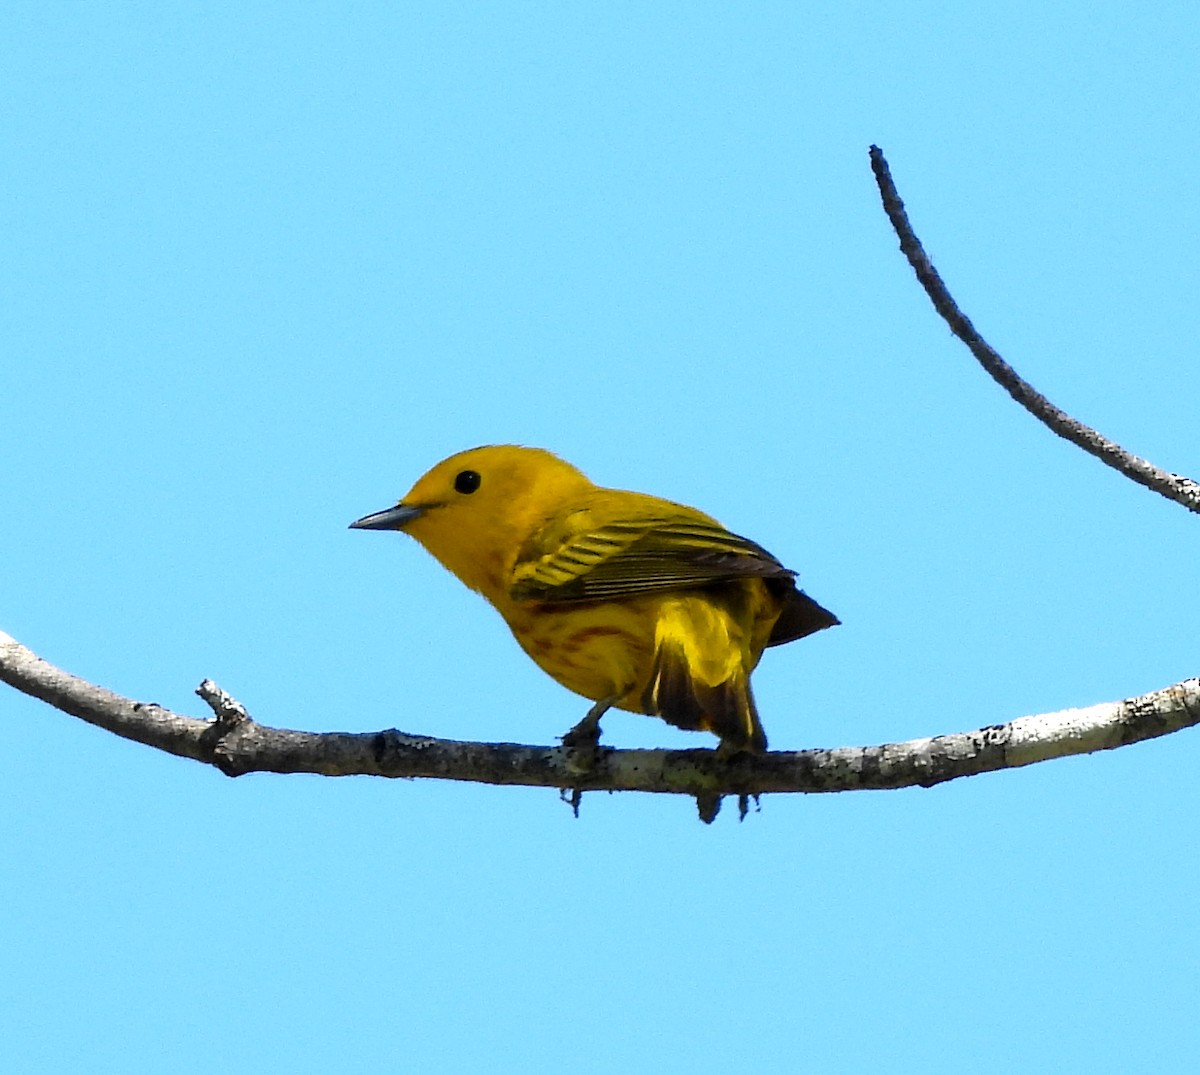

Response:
(3, 4), (1198, 1072)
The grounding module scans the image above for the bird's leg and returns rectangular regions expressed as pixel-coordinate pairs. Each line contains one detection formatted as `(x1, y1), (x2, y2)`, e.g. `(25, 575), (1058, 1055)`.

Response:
(562, 695), (614, 751)
(560, 696), (615, 783)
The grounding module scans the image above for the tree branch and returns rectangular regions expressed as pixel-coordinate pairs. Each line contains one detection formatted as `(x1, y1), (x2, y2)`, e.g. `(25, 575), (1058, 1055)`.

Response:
(4, 629), (1196, 812)
(869, 145), (1200, 515)
(8, 155), (1199, 817)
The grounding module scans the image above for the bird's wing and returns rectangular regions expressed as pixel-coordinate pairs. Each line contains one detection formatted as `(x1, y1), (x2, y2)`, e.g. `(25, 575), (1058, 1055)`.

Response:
(509, 516), (794, 602)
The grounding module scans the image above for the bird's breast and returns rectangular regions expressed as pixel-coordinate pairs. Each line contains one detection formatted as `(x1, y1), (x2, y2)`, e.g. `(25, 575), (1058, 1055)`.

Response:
(500, 597), (656, 709)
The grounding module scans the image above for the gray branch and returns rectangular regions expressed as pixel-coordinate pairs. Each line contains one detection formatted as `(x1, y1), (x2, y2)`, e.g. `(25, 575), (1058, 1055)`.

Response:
(4, 629), (1196, 815)
(7, 153), (1199, 818)
(869, 145), (1200, 515)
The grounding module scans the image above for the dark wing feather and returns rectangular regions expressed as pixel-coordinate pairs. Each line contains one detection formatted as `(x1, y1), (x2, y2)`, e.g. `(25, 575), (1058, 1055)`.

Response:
(510, 517), (794, 603)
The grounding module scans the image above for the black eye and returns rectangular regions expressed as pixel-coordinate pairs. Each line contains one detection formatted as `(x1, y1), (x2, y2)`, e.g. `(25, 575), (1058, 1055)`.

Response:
(454, 469), (481, 494)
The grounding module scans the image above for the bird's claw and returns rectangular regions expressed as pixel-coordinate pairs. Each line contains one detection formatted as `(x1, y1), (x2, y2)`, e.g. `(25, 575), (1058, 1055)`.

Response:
(560, 697), (614, 772)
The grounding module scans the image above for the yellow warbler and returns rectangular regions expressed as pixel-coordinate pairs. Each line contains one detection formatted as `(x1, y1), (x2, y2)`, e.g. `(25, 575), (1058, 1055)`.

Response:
(351, 446), (837, 752)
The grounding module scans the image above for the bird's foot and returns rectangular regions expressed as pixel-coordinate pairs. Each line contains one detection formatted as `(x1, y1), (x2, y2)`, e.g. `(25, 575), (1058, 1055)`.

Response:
(561, 696), (614, 773)
(715, 738), (753, 763)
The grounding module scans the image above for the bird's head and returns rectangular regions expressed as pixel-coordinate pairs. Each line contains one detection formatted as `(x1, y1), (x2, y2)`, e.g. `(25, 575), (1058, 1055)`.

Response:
(350, 444), (593, 599)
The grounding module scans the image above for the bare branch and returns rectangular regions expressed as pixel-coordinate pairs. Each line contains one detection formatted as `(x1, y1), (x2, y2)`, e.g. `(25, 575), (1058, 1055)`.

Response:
(4, 629), (1196, 809)
(869, 145), (1200, 515)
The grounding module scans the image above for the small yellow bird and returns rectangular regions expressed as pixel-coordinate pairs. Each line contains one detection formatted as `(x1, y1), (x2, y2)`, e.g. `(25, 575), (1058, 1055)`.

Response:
(351, 446), (837, 752)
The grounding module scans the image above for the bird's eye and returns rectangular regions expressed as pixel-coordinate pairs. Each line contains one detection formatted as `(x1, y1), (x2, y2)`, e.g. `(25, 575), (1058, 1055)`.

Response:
(454, 469), (482, 494)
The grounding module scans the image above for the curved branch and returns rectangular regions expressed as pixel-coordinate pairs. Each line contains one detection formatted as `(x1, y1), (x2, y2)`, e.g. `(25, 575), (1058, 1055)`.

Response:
(4, 629), (1197, 813)
(869, 145), (1200, 515)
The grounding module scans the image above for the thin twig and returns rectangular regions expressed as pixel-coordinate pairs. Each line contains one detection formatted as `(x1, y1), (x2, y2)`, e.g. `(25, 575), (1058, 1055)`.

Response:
(3, 629), (1197, 814)
(869, 145), (1200, 515)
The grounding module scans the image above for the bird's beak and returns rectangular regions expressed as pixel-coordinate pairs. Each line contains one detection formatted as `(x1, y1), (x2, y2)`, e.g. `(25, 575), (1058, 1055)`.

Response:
(349, 503), (424, 531)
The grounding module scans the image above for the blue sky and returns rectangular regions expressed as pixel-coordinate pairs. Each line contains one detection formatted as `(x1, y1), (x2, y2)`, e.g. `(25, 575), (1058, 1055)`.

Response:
(3, 3), (1199, 1071)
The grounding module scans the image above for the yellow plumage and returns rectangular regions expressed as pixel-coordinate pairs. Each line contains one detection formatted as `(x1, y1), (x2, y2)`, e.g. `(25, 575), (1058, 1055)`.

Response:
(351, 445), (837, 751)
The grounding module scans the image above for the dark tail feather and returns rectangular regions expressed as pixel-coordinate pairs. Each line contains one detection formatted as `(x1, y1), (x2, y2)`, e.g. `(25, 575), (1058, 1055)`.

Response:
(642, 642), (768, 752)
(767, 580), (840, 647)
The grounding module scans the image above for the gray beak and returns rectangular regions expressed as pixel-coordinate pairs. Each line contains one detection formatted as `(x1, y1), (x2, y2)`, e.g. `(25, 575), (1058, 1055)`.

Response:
(349, 503), (424, 531)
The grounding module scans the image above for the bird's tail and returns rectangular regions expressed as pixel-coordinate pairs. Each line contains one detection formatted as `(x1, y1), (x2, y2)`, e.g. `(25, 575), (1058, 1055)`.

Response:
(642, 635), (767, 753)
